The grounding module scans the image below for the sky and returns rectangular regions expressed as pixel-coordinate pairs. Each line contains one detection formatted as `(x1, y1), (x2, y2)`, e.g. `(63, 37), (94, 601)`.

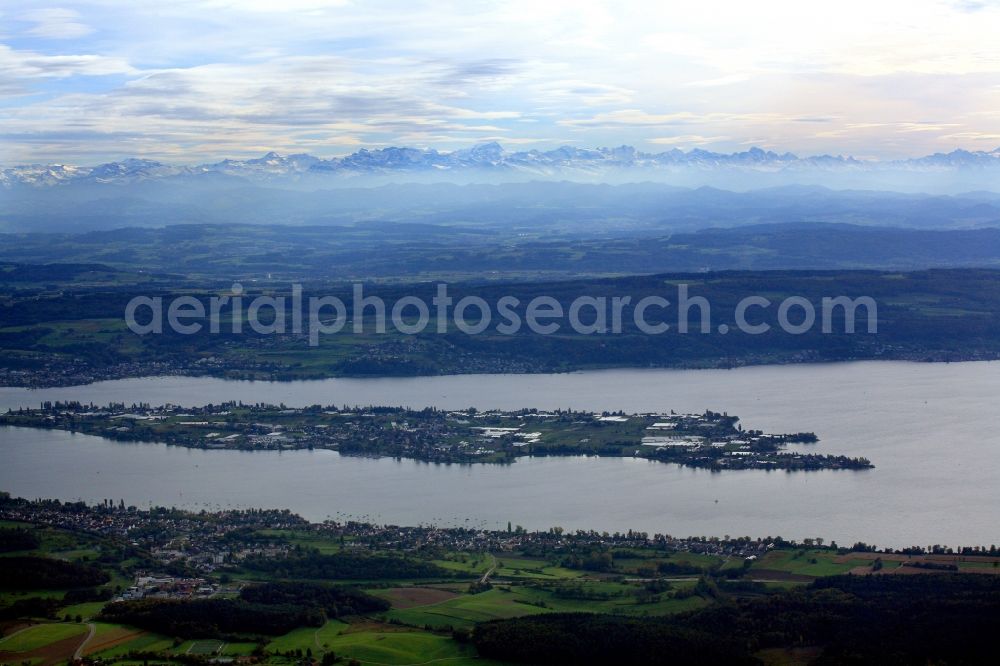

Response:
(2, 0), (1000, 164)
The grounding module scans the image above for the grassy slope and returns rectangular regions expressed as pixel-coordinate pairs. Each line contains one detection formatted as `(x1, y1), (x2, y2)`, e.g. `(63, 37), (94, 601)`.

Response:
(0, 623), (87, 653)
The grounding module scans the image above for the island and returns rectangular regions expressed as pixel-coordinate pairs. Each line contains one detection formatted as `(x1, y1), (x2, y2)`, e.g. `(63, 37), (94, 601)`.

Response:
(1, 401), (872, 470)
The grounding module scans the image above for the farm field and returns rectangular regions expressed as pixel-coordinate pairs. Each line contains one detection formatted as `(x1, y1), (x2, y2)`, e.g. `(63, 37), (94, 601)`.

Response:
(0, 623), (86, 653)
(186, 639), (225, 655)
(373, 586), (461, 609)
(752, 549), (865, 577)
(0, 622), (89, 666)
(322, 623), (477, 666)
(266, 620), (348, 653)
(58, 602), (106, 621)
(490, 556), (581, 580)
(5, 493), (999, 665)
(384, 581), (707, 630)
(80, 624), (149, 658)
(89, 632), (174, 659)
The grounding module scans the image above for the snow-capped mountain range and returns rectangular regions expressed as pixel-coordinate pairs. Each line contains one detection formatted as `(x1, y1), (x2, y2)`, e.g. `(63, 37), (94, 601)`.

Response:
(4, 143), (1000, 188)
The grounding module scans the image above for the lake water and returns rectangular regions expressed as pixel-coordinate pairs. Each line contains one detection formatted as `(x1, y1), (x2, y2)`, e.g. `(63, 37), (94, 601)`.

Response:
(2, 361), (999, 548)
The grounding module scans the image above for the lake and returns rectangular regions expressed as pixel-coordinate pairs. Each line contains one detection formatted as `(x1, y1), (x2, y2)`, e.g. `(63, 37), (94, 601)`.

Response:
(2, 361), (999, 548)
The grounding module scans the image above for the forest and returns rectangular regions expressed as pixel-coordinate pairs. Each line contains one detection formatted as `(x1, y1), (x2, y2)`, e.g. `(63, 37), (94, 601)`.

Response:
(241, 551), (453, 581)
(473, 574), (1000, 664)
(0, 556), (109, 590)
(238, 581), (390, 616)
(98, 598), (325, 639)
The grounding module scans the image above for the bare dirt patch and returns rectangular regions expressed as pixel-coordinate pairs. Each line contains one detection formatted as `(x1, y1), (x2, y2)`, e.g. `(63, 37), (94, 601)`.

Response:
(0, 633), (86, 666)
(836, 552), (1000, 565)
(378, 587), (461, 609)
(757, 645), (822, 666)
(81, 627), (146, 657)
(750, 569), (814, 583)
(340, 620), (414, 635)
(846, 564), (918, 575)
(0, 624), (33, 639)
(958, 567), (1000, 575)
(424, 583), (468, 593)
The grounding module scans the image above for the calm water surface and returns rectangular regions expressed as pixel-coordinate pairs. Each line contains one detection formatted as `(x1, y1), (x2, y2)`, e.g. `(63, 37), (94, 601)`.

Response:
(1, 361), (998, 548)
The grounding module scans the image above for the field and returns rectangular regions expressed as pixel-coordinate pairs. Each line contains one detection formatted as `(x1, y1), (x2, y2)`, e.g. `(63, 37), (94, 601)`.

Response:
(384, 581), (708, 630)
(79, 625), (149, 658)
(221, 642), (259, 656)
(0, 624), (86, 653)
(431, 555), (493, 576)
(0, 623), (88, 666)
(9, 495), (997, 666)
(186, 639), (224, 655)
(88, 632), (174, 659)
(0, 514), (783, 665)
(255, 529), (351, 555)
(0, 535), (897, 666)
(59, 601), (107, 621)
(375, 587), (461, 609)
(261, 619), (495, 666)
(265, 620), (348, 653)
(752, 549), (864, 578)
(490, 556), (582, 580)
(320, 623), (477, 666)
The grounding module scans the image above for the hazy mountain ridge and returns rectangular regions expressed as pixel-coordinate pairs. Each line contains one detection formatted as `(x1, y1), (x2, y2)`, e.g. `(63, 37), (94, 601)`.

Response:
(3, 179), (1000, 234)
(6, 221), (1000, 279)
(4, 143), (1000, 189)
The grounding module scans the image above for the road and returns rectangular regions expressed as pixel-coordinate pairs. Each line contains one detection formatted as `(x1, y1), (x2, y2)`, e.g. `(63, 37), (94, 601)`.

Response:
(480, 554), (498, 584)
(73, 623), (96, 660)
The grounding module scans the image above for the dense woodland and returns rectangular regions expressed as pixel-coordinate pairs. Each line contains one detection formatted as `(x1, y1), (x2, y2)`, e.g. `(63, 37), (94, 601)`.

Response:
(99, 598), (324, 638)
(0, 555), (109, 590)
(0, 526), (41, 552)
(98, 583), (389, 639)
(241, 551), (452, 580)
(473, 574), (1000, 665)
(238, 581), (390, 616)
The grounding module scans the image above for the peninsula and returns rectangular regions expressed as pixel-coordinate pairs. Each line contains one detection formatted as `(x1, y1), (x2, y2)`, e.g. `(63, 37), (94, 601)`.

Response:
(1, 402), (871, 471)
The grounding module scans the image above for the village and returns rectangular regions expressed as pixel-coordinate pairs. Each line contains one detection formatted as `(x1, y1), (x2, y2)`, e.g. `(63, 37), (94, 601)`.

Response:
(0, 492), (783, 576)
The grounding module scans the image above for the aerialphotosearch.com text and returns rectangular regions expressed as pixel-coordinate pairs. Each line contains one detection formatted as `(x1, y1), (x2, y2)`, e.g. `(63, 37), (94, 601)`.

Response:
(124, 283), (878, 346)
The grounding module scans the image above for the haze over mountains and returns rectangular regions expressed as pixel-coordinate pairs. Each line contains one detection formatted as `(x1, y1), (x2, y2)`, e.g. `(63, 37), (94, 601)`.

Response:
(4, 142), (1000, 277)
(6, 221), (1000, 281)
(2, 179), (1000, 235)
(4, 142), (1000, 192)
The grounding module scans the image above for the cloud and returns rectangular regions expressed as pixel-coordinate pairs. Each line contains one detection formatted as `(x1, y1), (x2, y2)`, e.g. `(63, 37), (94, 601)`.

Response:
(0, 44), (132, 79)
(0, 52), (532, 161)
(939, 130), (1000, 143)
(2, 0), (1000, 162)
(559, 110), (789, 129)
(559, 110), (709, 128)
(686, 74), (751, 88)
(0, 44), (133, 97)
(950, 0), (989, 12)
(532, 81), (634, 107)
(650, 134), (730, 146)
(21, 8), (93, 39)
(428, 59), (521, 87)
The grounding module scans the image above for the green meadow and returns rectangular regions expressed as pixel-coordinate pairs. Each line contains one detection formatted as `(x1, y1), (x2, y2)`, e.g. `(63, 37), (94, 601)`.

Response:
(0, 623), (87, 653)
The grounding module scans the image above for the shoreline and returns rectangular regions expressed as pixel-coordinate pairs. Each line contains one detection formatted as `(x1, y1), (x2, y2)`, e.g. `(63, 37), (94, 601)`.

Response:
(3, 354), (999, 390)
(0, 404), (868, 471)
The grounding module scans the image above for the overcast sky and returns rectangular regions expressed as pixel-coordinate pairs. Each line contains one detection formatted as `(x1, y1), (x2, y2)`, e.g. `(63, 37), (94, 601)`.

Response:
(3, 0), (1000, 164)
